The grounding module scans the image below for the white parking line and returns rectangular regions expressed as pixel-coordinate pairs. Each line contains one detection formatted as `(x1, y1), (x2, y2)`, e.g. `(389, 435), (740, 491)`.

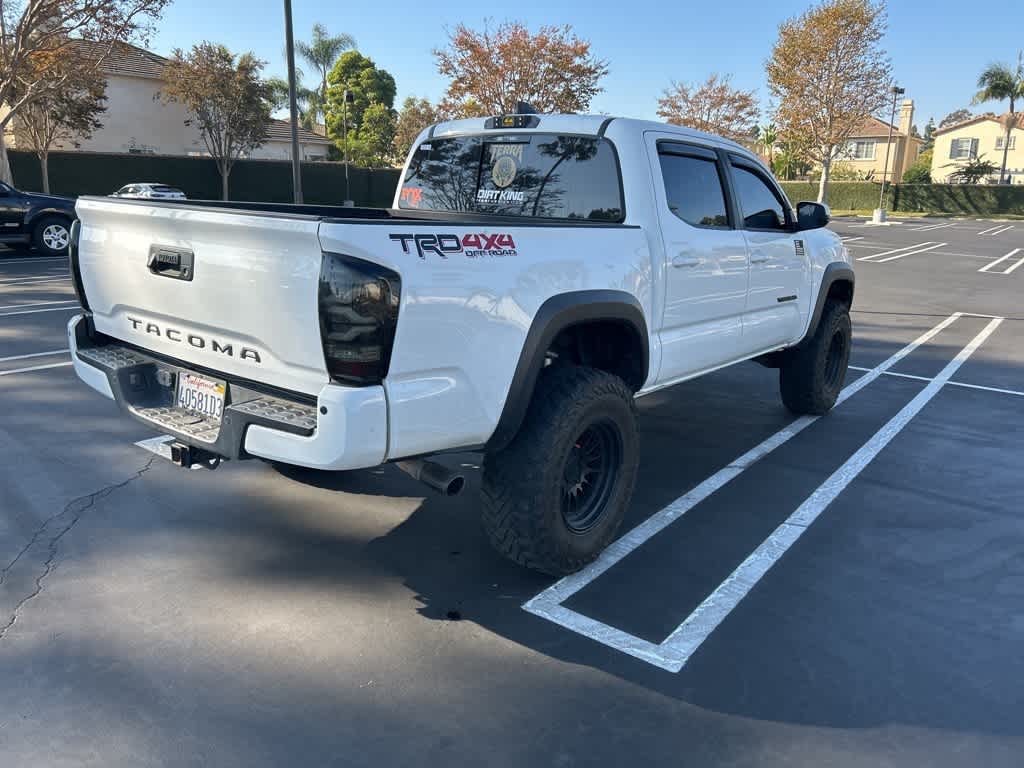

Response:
(524, 312), (967, 671)
(0, 305), (79, 317)
(0, 274), (69, 284)
(0, 361), (72, 377)
(857, 242), (934, 261)
(847, 364), (1024, 397)
(655, 317), (1001, 670)
(840, 236), (865, 242)
(0, 299), (78, 311)
(978, 248), (1023, 274)
(911, 222), (955, 232)
(873, 242), (947, 263)
(0, 349), (69, 363)
(0, 257), (66, 265)
(978, 224), (1015, 237)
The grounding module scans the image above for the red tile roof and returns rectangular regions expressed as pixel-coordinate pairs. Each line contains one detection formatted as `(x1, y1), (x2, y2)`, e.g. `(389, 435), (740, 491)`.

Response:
(933, 112), (1024, 137)
(851, 114), (922, 141)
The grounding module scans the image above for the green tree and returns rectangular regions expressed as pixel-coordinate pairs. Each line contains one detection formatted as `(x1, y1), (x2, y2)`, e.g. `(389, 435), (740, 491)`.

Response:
(921, 117), (936, 151)
(0, 0), (170, 184)
(350, 102), (398, 167)
(766, 0), (892, 203)
(393, 96), (441, 160)
(902, 148), (932, 183)
(17, 64), (106, 194)
(758, 123), (778, 168)
(325, 52), (396, 159)
(943, 154), (998, 184)
(972, 53), (1024, 184)
(939, 108), (973, 129)
(296, 23), (356, 127)
(160, 43), (272, 200)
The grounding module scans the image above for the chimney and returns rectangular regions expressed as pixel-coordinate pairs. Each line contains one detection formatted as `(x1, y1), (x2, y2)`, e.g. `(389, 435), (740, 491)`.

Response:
(898, 99), (914, 137)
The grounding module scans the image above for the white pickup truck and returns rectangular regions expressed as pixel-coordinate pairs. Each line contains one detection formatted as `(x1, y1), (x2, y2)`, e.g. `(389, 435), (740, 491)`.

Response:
(69, 112), (854, 574)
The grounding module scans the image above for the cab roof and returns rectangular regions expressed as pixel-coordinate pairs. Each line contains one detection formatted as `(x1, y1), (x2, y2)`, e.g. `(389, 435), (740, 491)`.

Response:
(426, 114), (753, 156)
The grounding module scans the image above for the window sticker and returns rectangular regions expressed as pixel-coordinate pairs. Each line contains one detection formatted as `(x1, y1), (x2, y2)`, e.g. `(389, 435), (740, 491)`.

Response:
(491, 155), (518, 188)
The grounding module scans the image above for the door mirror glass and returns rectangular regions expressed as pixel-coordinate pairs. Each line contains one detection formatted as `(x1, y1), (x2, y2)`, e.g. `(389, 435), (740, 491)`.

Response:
(796, 201), (830, 231)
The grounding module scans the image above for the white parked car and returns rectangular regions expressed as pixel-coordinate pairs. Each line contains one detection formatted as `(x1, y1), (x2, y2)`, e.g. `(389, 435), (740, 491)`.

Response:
(111, 183), (187, 200)
(70, 112), (853, 575)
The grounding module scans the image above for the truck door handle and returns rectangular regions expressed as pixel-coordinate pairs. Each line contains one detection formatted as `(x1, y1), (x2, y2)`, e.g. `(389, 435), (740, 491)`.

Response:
(148, 245), (194, 281)
(750, 251), (769, 264)
(672, 254), (701, 268)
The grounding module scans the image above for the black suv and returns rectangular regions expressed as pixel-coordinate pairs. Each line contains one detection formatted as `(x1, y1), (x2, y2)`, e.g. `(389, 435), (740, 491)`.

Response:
(0, 181), (76, 256)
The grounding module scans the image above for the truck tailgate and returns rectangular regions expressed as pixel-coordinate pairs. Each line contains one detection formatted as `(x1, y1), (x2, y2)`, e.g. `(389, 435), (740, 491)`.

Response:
(76, 198), (329, 395)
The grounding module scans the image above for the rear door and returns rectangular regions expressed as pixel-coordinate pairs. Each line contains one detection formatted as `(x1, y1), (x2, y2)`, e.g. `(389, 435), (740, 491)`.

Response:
(649, 137), (750, 383)
(727, 156), (808, 350)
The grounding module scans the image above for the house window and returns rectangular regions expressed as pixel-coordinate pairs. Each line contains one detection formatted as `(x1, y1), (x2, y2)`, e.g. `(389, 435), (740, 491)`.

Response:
(846, 140), (876, 160)
(949, 138), (978, 159)
(995, 136), (1017, 150)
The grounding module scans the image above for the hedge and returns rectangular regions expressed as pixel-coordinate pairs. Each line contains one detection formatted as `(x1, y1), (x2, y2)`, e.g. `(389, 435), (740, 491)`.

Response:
(11, 151), (1024, 215)
(8, 149), (401, 208)
(779, 181), (1024, 215)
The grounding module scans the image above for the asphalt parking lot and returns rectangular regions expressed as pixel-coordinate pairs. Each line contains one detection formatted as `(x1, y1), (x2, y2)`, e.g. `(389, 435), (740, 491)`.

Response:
(1, 216), (1022, 766)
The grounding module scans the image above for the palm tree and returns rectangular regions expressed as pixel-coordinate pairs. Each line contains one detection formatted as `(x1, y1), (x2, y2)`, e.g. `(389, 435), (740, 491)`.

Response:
(759, 123), (778, 171)
(973, 52), (1024, 184)
(296, 24), (356, 128)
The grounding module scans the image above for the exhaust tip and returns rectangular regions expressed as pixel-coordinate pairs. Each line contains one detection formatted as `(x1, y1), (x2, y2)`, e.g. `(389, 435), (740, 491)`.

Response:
(445, 475), (466, 496)
(397, 459), (466, 497)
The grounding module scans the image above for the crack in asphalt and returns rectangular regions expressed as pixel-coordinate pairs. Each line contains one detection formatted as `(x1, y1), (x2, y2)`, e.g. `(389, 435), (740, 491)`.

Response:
(0, 458), (156, 642)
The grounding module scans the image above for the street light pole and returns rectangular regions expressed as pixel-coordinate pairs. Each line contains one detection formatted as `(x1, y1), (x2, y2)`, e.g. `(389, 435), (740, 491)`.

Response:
(342, 88), (353, 205)
(282, 0), (303, 204)
(877, 85), (905, 215)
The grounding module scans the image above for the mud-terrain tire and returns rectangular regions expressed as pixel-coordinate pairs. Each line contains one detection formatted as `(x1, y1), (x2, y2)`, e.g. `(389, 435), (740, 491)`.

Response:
(481, 365), (639, 575)
(779, 300), (852, 415)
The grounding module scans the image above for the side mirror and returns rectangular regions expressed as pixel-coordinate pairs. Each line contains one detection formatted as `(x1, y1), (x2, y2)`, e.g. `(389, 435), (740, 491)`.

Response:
(796, 201), (830, 231)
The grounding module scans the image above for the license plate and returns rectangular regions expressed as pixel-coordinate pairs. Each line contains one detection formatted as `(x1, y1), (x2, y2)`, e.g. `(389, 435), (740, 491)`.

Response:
(176, 372), (225, 421)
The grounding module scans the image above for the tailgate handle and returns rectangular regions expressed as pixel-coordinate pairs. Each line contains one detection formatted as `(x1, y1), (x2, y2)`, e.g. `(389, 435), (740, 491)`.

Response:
(148, 245), (194, 281)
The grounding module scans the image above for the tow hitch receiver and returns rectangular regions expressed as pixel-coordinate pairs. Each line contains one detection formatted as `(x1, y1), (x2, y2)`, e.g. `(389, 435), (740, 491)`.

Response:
(169, 441), (223, 470)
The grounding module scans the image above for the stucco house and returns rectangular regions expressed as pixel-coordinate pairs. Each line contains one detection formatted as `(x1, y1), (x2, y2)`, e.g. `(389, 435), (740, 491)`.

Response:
(929, 113), (1024, 184)
(832, 99), (923, 181)
(3, 42), (332, 161)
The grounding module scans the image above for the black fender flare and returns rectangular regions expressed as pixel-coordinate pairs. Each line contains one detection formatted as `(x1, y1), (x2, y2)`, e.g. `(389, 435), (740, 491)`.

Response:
(25, 206), (75, 233)
(800, 262), (855, 345)
(486, 290), (649, 453)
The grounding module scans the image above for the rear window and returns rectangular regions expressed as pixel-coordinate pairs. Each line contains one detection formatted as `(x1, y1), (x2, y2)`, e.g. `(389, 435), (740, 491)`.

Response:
(152, 186), (183, 194)
(398, 133), (624, 221)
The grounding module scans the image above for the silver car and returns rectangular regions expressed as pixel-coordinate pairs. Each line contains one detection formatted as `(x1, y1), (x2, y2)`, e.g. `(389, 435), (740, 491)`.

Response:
(111, 183), (187, 200)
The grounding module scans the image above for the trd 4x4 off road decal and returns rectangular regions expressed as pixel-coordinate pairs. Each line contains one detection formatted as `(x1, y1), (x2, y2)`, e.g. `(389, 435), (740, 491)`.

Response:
(389, 233), (517, 259)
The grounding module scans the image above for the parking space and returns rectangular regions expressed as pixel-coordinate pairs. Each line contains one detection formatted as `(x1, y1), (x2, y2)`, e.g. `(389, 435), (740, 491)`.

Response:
(1, 231), (1023, 766)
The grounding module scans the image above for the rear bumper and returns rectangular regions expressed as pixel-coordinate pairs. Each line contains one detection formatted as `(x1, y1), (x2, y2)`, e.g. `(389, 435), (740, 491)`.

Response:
(68, 314), (388, 471)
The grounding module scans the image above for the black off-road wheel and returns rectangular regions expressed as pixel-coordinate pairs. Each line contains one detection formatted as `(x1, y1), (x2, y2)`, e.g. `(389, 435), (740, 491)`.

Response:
(481, 365), (639, 575)
(31, 215), (72, 257)
(779, 300), (852, 415)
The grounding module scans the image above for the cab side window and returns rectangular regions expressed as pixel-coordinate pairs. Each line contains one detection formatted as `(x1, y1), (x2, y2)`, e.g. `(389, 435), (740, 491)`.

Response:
(658, 148), (730, 229)
(730, 162), (790, 231)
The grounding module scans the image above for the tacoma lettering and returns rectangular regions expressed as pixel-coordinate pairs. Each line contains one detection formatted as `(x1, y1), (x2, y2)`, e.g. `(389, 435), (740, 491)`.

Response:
(125, 317), (261, 364)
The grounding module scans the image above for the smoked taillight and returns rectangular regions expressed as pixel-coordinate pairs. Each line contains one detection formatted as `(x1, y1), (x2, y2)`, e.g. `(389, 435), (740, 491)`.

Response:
(68, 219), (91, 312)
(317, 253), (401, 386)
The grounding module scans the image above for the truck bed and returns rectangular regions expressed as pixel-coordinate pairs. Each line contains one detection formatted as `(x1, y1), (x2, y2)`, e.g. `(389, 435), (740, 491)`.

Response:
(81, 196), (635, 228)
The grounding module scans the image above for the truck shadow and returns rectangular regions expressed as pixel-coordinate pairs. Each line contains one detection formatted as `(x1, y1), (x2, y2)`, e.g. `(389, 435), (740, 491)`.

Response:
(256, 316), (1024, 737)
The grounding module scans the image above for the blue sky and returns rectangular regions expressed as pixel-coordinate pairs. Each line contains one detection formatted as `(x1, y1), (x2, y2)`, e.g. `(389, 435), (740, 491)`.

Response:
(149, 0), (1024, 130)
